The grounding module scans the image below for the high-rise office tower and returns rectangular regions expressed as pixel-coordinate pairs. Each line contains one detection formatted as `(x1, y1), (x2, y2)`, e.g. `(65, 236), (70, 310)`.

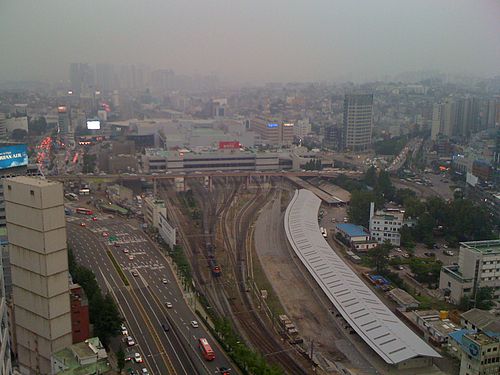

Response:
(342, 93), (374, 151)
(4, 177), (72, 375)
(69, 63), (94, 96)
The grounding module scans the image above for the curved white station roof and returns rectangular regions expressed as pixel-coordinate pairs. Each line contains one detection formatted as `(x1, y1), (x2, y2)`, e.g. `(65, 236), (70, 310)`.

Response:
(284, 189), (440, 364)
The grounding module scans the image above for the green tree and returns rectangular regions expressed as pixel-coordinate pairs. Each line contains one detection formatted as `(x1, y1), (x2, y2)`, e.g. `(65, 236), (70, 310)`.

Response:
(117, 346), (125, 373)
(408, 258), (442, 286)
(403, 196), (425, 219)
(475, 287), (495, 310)
(367, 242), (392, 274)
(93, 294), (122, 346)
(348, 190), (378, 227)
(400, 225), (415, 249)
(376, 170), (395, 201)
(364, 166), (377, 188)
(82, 154), (97, 173)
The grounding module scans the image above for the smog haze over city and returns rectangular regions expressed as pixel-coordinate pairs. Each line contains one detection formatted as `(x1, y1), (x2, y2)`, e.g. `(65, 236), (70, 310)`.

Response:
(1, 0), (499, 84)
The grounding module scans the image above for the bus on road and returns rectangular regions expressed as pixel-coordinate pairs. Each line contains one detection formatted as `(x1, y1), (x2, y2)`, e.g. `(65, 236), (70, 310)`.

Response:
(198, 338), (215, 361)
(76, 208), (93, 215)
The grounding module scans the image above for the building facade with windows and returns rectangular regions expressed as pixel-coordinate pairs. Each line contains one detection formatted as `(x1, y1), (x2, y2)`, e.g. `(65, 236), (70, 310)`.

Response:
(439, 240), (500, 304)
(342, 93), (374, 151)
(5, 177), (72, 375)
(369, 203), (410, 246)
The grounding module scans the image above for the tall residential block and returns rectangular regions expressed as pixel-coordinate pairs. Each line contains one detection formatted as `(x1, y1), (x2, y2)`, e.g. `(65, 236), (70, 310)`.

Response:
(342, 93), (374, 151)
(4, 177), (72, 375)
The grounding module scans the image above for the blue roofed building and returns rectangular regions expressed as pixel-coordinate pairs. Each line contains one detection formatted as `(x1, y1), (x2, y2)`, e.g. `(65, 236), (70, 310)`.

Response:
(335, 223), (378, 251)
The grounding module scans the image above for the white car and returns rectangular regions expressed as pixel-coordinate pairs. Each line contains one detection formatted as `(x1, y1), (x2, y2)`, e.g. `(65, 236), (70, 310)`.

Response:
(126, 336), (135, 346)
(121, 324), (128, 336)
(190, 320), (199, 328)
(162, 278), (168, 284)
(141, 369), (149, 375)
(165, 302), (173, 308)
(134, 353), (143, 363)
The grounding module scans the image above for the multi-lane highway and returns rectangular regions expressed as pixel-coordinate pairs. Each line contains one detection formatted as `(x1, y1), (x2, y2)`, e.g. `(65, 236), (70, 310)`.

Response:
(67, 212), (233, 375)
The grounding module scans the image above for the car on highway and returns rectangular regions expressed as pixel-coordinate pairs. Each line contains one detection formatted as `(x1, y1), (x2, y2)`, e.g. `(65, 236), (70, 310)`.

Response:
(162, 278), (168, 284)
(141, 369), (149, 375)
(134, 353), (143, 363)
(131, 270), (139, 277)
(190, 320), (199, 328)
(126, 336), (135, 346)
(165, 302), (172, 308)
(123, 248), (129, 254)
(80, 222), (86, 227)
(161, 323), (169, 332)
(121, 324), (128, 335)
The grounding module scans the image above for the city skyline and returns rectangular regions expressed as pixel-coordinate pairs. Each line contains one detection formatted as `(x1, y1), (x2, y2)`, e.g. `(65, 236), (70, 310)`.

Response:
(1, 0), (499, 84)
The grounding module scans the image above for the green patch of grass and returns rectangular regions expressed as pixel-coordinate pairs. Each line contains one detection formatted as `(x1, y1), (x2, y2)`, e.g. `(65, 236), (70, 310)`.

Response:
(107, 250), (129, 286)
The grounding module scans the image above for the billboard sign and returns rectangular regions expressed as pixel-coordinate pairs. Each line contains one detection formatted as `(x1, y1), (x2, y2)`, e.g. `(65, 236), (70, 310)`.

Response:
(0, 144), (29, 170)
(86, 119), (101, 130)
(267, 123), (278, 128)
(218, 141), (241, 150)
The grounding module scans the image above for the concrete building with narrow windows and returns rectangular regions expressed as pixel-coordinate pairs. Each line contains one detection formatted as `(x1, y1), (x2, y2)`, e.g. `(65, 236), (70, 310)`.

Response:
(439, 240), (500, 304)
(369, 202), (412, 247)
(4, 177), (72, 375)
(342, 93), (374, 151)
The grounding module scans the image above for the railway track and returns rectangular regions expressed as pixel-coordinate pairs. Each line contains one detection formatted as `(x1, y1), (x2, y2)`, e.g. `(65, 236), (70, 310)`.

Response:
(219, 177), (307, 374)
(164, 177), (307, 374)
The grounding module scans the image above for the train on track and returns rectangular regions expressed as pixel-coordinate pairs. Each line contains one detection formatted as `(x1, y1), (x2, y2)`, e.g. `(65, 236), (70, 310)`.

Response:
(206, 242), (222, 277)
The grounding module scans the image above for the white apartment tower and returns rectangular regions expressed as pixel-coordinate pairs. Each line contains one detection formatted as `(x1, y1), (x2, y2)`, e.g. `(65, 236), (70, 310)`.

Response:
(4, 177), (72, 375)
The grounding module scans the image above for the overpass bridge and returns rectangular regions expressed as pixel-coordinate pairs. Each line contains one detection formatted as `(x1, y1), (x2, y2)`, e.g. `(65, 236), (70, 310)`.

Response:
(48, 170), (361, 181)
(48, 170), (362, 195)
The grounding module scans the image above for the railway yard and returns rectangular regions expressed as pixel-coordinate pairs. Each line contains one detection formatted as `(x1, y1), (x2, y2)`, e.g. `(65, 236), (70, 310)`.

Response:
(65, 174), (450, 375)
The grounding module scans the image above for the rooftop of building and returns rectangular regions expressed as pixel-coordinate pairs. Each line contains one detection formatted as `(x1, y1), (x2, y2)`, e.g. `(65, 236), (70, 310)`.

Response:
(53, 338), (110, 375)
(5, 175), (54, 187)
(461, 308), (500, 336)
(465, 332), (499, 346)
(387, 288), (420, 306)
(448, 329), (476, 346)
(285, 189), (440, 364)
(460, 240), (500, 254)
(336, 223), (369, 237)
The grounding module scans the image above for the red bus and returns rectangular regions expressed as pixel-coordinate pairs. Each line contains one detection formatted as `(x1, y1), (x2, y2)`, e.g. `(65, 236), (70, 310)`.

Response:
(198, 338), (215, 361)
(76, 208), (93, 215)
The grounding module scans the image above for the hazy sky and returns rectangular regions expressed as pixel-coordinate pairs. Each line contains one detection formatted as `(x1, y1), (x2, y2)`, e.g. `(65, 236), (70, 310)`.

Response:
(1, 0), (499, 84)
